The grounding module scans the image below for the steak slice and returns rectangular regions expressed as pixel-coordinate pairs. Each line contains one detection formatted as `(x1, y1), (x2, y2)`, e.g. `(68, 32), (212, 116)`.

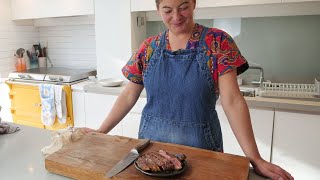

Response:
(145, 156), (161, 172)
(136, 155), (150, 171)
(158, 150), (182, 170)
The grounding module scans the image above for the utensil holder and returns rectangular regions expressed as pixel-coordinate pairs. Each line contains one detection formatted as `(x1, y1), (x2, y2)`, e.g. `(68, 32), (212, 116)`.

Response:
(38, 57), (47, 68)
(15, 58), (26, 71)
(30, 59), (39, 69)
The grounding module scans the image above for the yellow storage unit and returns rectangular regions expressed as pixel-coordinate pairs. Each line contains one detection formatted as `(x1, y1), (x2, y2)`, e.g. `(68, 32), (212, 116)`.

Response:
(6, 81), (74, 130)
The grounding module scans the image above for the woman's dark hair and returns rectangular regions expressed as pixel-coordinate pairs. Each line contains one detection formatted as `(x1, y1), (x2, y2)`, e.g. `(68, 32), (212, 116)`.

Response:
(156, 0), (196, 9)
(155, 0), (162, 9)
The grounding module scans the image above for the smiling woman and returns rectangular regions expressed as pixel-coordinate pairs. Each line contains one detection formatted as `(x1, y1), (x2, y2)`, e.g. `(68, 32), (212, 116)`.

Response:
(82, 0), (293, 179)
(156, 0), (195, 36)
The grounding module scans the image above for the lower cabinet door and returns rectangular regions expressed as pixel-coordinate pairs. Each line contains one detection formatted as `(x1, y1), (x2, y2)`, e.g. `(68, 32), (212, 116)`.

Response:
(122, 112), (141, 139)
(217, 105), (274, 162)
(9, 83), (44, 128)
(84, 93), (122, 136)
(272, 111), (320, 180)
(8, 83), (74, 130)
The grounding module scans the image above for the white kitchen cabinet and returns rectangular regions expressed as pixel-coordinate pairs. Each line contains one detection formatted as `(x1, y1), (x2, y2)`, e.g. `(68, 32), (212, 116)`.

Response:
(11, 0), (94, 20)
(84, 93), (122, 136)
(217, 105), (274, 162)
(72, 91), (86, 127)
(282, 0), (320, 2)
(272, 111), (320, 180)
(0, 81), (12, 123)
(197, 0), (281, 8)
(122, 97), (146, 139)
(122, 113), (141, 139)
(131, 0), (281, 12)
(131, 0), (156, 12)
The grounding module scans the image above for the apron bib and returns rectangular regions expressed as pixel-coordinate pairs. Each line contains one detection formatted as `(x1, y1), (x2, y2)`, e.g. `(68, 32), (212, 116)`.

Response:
(139, 27), (223, 151)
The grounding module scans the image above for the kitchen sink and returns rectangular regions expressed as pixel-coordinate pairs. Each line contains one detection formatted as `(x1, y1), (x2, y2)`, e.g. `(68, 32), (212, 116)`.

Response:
(239, 86), (259, 97)
(240, 89), (255, 97)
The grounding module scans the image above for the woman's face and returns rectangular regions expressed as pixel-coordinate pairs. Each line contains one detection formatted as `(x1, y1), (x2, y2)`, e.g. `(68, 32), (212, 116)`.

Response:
(157, 0), (196, 34)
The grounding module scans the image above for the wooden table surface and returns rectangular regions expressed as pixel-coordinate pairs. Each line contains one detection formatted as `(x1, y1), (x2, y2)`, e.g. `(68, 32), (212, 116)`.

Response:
(46, 133), (250, 180)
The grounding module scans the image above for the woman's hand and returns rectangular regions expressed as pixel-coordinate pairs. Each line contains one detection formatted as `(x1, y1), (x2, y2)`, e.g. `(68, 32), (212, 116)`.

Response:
(252, 158), (294, 180)
(80, 127), (98, 134)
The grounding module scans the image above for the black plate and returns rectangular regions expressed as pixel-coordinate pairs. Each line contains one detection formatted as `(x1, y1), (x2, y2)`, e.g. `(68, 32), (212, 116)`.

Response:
(134, 159), (187, 177)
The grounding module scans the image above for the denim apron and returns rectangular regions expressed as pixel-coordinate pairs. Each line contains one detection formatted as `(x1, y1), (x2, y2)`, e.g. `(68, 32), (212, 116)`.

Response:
(139, 27), (223, 152)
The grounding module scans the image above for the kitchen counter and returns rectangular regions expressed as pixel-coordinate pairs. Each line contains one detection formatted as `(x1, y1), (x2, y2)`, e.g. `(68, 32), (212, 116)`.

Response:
(83, 82), (320, 114)
(0, 124), (267, 180)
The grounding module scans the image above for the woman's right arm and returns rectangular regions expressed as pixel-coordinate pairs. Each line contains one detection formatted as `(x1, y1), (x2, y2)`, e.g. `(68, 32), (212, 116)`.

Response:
(82, 81), (144, 134)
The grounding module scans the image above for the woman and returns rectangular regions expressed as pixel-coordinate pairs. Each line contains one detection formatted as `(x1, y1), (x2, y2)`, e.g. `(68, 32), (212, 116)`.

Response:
(83, 0), (293, 179)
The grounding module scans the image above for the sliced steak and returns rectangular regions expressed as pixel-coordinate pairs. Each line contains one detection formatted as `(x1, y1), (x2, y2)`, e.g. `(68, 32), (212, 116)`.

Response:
(158, 150), (182, 170)
(144, 152), (174, 171)
(136, 150), (187, 172)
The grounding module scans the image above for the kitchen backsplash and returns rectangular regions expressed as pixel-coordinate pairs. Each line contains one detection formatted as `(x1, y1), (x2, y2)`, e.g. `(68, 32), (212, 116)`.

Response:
(0, 0), (96, 78)
(39, 24), (96, 69)
(147, 15), (320, 84)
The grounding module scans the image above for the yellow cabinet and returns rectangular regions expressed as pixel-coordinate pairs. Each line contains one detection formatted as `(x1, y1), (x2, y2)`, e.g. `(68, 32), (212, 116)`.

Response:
(6, 82), (74, 130)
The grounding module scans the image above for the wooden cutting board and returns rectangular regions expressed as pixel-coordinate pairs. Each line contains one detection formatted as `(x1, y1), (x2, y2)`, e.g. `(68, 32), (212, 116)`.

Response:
(45, 133), (249, 180)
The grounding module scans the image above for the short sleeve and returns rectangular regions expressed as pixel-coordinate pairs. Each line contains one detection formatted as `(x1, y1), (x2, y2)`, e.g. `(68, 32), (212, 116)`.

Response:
(122, 37), (156, 85)
(217, 31), (248, 76)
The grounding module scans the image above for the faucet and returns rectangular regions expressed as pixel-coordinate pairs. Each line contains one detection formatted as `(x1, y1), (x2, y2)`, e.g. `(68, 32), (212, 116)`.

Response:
(249, 65), (265, 86)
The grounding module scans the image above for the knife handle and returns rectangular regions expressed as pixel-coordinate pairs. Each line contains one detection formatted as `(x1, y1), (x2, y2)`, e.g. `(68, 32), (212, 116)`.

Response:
(134, 139), (150, 152)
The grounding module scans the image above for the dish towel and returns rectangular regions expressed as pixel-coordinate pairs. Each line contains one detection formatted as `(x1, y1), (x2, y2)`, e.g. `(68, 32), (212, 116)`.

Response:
(39, 84), (56, 126)
(41, 127), (85, 155)
(0, 119), (20, 134)
(54, 85), (67, 124)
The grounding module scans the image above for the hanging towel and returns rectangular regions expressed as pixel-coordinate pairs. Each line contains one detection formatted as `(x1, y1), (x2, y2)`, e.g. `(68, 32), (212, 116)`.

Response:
(39, 84), (56, 126)
(54, 85), (67, 124)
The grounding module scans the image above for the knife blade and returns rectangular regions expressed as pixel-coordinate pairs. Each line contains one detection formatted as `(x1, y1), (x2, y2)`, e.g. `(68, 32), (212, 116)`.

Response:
(106, 139), (150, 178)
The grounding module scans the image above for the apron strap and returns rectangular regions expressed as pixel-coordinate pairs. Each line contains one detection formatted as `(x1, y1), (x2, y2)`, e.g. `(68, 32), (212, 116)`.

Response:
(159, 30), (168, 48)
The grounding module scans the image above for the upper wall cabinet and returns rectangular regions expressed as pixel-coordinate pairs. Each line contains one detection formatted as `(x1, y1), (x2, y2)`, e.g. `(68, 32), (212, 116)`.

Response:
(131, 0), (156, 12)
(197, 0), (281, 8)
(11, 0), (94, 20)
(139, 0), (320, 21)
(131, 0), (281, 12)
(282, 0), (320, 2)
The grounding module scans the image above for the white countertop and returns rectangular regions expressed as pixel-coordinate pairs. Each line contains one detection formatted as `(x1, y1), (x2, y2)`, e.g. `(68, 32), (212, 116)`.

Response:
(80, 82), (320, 114)
(0, 123), (267, 180)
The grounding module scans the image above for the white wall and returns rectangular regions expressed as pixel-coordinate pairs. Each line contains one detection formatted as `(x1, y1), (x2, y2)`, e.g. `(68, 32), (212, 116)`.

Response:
(38, 22), (96, 69)
(0, 0), (39, 78)
(95, 0), (132, 80)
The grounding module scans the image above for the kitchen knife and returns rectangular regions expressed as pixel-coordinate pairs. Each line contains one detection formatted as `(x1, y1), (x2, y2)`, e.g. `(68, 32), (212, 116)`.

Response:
(106, 139), (150, 178)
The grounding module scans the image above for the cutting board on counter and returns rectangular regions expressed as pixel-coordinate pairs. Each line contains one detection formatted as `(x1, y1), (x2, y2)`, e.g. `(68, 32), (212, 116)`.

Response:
(45, 133), (249, 180)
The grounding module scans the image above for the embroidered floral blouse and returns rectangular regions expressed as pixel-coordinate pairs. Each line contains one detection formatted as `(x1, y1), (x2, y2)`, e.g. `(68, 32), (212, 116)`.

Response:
(122, 23), (248, 95)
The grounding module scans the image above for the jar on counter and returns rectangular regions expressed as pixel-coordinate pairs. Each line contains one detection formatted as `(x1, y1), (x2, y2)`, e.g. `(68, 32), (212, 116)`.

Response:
(29, 53), (39, 69)
(15, 57), (26, 72)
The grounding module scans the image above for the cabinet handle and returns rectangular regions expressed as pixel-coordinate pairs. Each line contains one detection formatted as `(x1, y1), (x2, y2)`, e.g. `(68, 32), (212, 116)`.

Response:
(10, 107), (16, 114)
(9, 92), (16, 99)
(34, 103), (42, 107)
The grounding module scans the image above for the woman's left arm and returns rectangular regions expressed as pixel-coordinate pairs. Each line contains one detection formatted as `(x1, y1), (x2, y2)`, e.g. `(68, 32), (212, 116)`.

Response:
(219, 70), (294, 180)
